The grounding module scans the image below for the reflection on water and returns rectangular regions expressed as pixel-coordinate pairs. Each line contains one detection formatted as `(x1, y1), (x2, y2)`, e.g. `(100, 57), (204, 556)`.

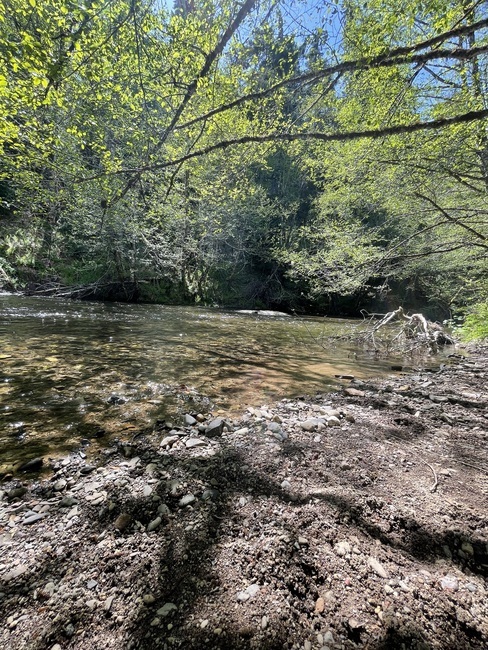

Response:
(0, 293), (419, 465)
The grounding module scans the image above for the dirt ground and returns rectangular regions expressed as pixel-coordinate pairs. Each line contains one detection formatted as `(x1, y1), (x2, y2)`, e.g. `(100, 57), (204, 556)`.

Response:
(1, 344), (487, 650)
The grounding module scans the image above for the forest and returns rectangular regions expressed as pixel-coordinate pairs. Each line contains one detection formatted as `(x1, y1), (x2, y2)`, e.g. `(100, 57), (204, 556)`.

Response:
(1, 0), (487, 330)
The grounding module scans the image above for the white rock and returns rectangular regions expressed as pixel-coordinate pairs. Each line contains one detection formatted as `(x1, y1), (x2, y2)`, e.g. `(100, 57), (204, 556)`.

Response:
(368, 557), (388, 578)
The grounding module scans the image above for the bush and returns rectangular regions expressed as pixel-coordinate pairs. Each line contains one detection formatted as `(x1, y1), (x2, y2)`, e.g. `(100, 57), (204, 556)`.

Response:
(459, 302), (488, 341)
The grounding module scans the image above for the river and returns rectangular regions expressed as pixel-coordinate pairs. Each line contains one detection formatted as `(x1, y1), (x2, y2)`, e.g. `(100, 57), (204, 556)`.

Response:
(0, 293), (427, 468)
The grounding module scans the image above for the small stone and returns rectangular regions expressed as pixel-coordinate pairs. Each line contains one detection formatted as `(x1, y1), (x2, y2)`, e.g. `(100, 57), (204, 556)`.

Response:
(368, 557), (388, 578)
(202, 488), (219, 501)
(298, 536), (308, 546)
(160, 436), (179, 448)
(157, 603), (177, 617)
(86, 599), (97, 610)
(236, 583), (260, 602)
(461, 542), (474, 556)
(114, 513), (132, 531)
(185, 438), (207, 448)
(200, 619), (209, 629)
(3, 565), (28, 581)
(80, 464), (96, 474)
(23, 513), (45, 525)
(143, 485), (153, 497)
(147, 517), (162, 532)
(104, 595), (115, 611)
(87, 579), (98, 589)
(315, 597), (325, 613)
(344, 388), (365, 397)
(184, 414), (198, 426)
(334, 541), (351, 556)
(150, 617), (161, 627)
(261, 615), (268, 629)
(17, 457), (44, 472)
(51, 645), (62, 650)
(304, 641), (312, 650)
(323, 631), (334, 644)
(267, 422), (282, 434)
(59, 496), (78, 507)
(440, 575), (459, 591)
(7, 487), (28, 500)
(205, 418), (225, 437)
(280, 480), (291, 490)
(54, 478), (67, 491)
(143, 594), (155, 604)
(326, 416), (341, 427)
(340, 460), (352, 470)
(301, 418), (320, 432)
(179, 494), (196, 507)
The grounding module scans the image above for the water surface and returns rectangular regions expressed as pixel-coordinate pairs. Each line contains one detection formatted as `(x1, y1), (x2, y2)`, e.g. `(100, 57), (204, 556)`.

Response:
(0, 294), (419, 466)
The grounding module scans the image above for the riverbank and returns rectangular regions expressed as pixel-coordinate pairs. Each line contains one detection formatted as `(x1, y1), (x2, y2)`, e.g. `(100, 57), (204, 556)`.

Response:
(1, 344), (487, 649)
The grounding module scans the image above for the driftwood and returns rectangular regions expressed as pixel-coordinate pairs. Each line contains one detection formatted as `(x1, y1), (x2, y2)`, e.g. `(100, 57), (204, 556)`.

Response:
(358, 307), (455, 354)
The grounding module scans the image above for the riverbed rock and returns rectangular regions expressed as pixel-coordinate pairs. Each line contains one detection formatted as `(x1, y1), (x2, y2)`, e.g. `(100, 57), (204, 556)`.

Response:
(114, 513), (132, 531)
(17, 457), (43, 473)
(205, 418), (225, 437)
(179, 494), (196, 507)
(160, 435), (180, 448)
(147, 517), (162, 532)
(184, 414), (198, 426)
(7, 487), (28, 500)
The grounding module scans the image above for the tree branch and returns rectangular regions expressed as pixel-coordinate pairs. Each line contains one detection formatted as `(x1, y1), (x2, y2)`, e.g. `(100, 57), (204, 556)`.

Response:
(84, 108), (488, 180)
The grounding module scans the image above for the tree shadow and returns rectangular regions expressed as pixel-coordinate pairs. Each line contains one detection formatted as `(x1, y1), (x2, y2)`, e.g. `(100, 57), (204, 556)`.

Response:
(1, 436), (486, 650)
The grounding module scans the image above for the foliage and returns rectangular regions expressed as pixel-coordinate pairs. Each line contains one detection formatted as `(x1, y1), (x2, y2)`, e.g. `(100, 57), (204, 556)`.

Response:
(459, 302), (488, 340)
(0, 0), (487, 316)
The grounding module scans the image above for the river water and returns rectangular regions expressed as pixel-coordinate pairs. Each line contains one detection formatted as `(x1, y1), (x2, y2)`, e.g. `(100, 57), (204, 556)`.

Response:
(0, 293), (419, 468)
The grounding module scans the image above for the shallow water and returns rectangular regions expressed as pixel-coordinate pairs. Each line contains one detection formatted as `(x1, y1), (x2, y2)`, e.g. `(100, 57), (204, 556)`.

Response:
(0, 293), (431, 465)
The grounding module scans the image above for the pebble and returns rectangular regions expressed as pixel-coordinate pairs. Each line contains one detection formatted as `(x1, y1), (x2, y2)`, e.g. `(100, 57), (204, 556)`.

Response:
(160, 436), (179, 448)
(23, 513), (45, 525)
(51, 645), (62, 650)
(86, 579), (98, 589)
(150, 617), (161, 626)
(315, 597), (325, 613)
(54, 479), (67, 491)
(143, 594), (155, 604)
(301, 418), (322, 432)
(440, 575), (459, 591)
(7, 487), (28, 500)
(344, 387), (365, 397)
(143, 485), (153, 497)
(326, 416), (341, 427)
(157, 603), (177, 617)
(267, 422), (282, 434)
(59, 496), (78, 507)
(205, 418), (225, 437)
(334, 540), (351, 556)
(147, 517), (162, 532)
(3, 565), (28, 581)
(236, 583), (260, 602)
(104, 595), (115, 611)
(185, 438), (207, 448)
(368, 557), (389, 578)
(261, 615), (268, 629)
(179, 494), (196, 507)
(114, 513), (132, 531)
(184, 414), (198, 426)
